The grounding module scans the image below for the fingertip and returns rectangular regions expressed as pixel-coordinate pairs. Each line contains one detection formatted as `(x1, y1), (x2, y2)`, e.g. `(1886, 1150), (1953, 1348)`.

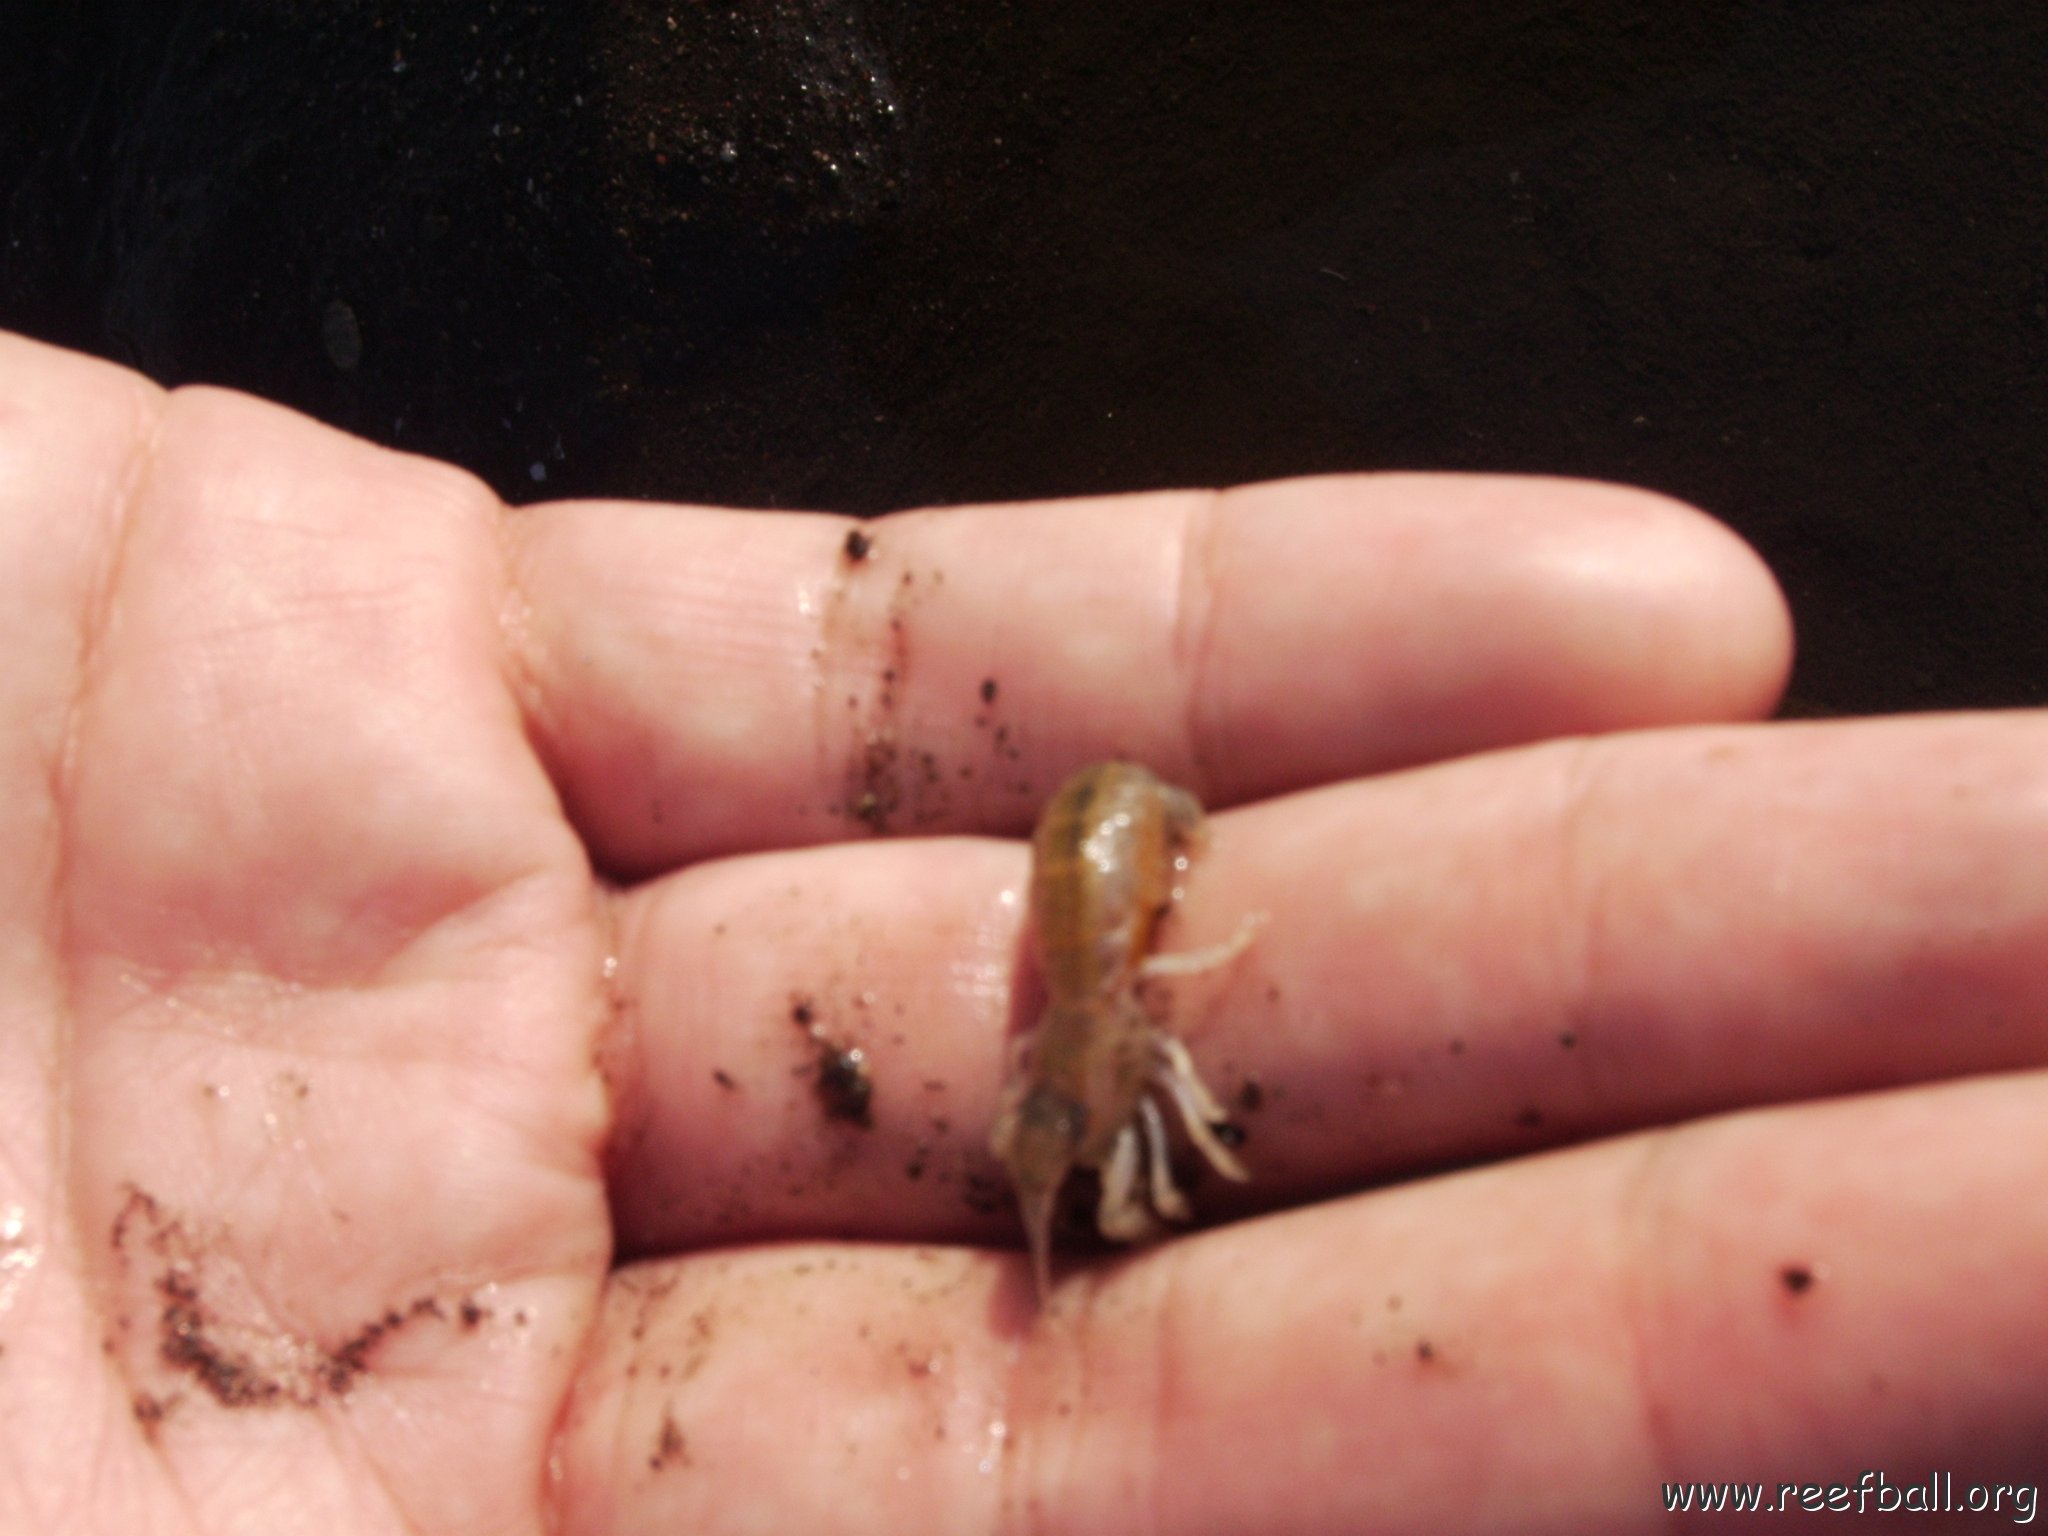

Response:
(1193, 473), (1796, 799)
(1516, 476), (1795, 727)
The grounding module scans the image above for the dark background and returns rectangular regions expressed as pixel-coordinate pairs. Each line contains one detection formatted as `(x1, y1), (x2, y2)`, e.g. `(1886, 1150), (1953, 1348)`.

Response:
(3, 2), (2044, 714)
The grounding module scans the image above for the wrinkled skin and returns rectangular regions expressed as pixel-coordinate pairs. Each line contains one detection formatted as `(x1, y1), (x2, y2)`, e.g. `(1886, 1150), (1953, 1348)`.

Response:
(3, 329), (2045, 1535)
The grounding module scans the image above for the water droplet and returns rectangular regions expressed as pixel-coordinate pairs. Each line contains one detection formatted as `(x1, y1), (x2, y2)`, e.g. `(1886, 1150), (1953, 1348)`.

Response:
(0, 1205), (43, 1314)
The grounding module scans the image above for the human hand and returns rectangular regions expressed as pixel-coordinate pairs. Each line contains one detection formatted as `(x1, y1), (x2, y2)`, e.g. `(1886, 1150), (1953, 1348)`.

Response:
(2, 328), (2036, 1534)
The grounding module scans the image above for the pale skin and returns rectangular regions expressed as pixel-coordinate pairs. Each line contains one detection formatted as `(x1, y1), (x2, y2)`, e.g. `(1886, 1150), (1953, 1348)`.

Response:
(0, 326), (2043, 1534)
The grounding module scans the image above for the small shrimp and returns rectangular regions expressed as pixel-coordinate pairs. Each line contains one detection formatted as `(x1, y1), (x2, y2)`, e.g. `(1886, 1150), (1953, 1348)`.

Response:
(990, 760), (1261, 1305)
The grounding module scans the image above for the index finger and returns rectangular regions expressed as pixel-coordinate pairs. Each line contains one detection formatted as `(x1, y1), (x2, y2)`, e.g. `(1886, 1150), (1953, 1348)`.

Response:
(507, 475), (1788, 873)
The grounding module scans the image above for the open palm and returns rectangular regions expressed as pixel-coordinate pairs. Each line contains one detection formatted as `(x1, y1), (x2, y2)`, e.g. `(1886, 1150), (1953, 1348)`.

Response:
(5, 330), (2044, 1535)
(2, 334), (609, 1532)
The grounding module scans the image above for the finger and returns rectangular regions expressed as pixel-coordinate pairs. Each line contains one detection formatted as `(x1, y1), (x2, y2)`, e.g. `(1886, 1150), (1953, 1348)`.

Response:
(607, 712), (2048, 1253)
(559, 1074), (2048, 1536)
(1204, 709), (2048, 1201)
(509, 475), (1789, 872)
(603, 833), (1023, 1254)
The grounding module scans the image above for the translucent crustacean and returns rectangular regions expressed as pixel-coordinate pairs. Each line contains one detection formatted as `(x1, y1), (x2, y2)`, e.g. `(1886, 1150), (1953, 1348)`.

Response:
(990, 760), (1261, 1304)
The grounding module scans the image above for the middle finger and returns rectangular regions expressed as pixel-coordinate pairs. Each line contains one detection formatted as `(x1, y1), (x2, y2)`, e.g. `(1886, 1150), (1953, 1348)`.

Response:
(607, 711), (2048, 1255)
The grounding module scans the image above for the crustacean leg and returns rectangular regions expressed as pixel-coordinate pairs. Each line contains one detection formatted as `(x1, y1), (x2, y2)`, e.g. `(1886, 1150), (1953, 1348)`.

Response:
(1150, 1031), (1251, 1183)
(1097, 1121), (1164, 1243)
(1139, 1095), (1192, 1222)
(1133, 912), (1266, 980)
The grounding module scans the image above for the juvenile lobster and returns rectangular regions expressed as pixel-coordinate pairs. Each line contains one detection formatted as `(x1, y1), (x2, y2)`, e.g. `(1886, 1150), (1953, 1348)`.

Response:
(991, 761), (1260, 1304)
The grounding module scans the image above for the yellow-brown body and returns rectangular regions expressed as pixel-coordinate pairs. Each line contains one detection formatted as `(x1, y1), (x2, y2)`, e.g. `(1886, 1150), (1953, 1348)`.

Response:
(992, 761), (1257, 1304)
